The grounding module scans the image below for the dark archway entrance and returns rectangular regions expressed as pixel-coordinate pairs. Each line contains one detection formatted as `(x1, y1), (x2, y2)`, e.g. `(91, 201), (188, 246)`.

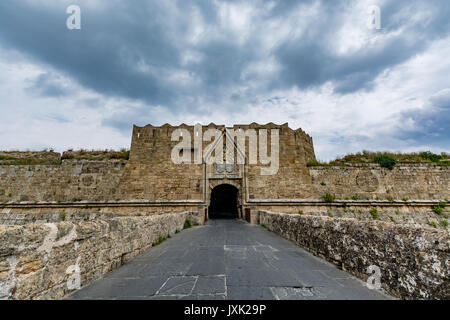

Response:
(209, 184), (239, 219)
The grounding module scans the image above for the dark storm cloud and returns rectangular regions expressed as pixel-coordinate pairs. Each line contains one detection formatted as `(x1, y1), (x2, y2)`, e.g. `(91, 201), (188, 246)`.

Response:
(396, 89), (450, 149)
(0, 0), (449, 132)
(0, 1), (181, 106)
(274, 1), (450, 94)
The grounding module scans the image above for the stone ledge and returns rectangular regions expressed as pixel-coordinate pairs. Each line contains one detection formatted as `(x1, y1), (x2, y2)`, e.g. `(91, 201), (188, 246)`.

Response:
(248, 199), (446, 206)
(0, 200), (205, 208)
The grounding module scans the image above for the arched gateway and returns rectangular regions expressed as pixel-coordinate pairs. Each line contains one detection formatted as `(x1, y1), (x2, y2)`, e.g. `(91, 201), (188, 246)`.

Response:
(208, 184), (239, 219)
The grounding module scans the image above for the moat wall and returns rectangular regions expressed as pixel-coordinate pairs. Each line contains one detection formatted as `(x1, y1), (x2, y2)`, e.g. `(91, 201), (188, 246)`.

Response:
(259, 211), (450, 300)
(0, 211), (201, 300)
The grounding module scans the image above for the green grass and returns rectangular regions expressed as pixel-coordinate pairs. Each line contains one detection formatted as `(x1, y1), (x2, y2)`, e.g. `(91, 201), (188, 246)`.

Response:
(305, 151), (450, 167)
(432, 206), (443, 215)
(152, 236), (166, 246)
(389, 216), (396, 223)
(307, 160), (323, 167)
(62, 149), (130, 161)
(0, 149), (130, 166)
(370, 207), (379, 220)
(427, 221), (438, 228)
(351, 194), (360, 201)
(298, 210), (304, 215)
(402, 197), (409, 202)
(440, 220), (448, 227)
(261, 224), (268, 230)
(183, 219), (192, 229)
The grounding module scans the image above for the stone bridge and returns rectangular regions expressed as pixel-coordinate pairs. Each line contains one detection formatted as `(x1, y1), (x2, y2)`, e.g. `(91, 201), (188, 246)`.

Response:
(1, 205), (447, 300)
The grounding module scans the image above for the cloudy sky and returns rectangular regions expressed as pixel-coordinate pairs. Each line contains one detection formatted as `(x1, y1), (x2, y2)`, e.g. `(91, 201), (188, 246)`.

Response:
(0, 0), (449, 161)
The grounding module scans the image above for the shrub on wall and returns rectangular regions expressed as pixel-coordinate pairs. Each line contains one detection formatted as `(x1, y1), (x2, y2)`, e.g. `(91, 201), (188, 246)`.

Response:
(323, 193), (335, 203)
(421, 151), (442, 163)
(432, 206), (443, 215)
(307, 160), (323, 167)
(370, 207), (379, 219)
(183, 219), (192, 229)
(374, 155), (397, 170)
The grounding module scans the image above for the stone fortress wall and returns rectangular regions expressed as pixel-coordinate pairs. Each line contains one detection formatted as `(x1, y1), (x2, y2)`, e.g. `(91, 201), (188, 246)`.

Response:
(0, 123), (448, 204)
(309, 164), (449, 200)
(0, 161), (126, 203)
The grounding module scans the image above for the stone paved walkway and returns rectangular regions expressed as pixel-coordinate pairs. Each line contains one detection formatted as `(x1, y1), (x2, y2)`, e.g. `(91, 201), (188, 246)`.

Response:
(68, 219), (392, 300)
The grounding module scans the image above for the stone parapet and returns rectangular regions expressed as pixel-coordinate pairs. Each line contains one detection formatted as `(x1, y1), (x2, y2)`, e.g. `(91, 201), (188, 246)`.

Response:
(259, 211), (449, 299)
(0, 211), (201, 300)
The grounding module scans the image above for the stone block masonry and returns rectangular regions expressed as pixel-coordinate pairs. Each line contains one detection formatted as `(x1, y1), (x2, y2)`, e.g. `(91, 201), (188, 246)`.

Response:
(259, 211), (449, 299)
(0, 124), (448, 204)
(310, 164), (449, 200)
(0, 160), (126, 203)
(0, 211), (200, 300)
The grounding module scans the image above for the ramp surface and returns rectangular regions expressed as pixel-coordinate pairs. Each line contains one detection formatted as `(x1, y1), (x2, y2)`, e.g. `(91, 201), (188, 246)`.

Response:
(68, 219), (392, 300)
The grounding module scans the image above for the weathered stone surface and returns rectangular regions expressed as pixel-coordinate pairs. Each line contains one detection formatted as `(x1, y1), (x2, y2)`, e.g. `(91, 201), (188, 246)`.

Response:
(250, 203), (449, 229)
(68, 220), (391, 300)
(0, 161), (126, 203)
(0, 211), (199, 300)
(310, 164), (449, 200)
(259, 211), (450, 300)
